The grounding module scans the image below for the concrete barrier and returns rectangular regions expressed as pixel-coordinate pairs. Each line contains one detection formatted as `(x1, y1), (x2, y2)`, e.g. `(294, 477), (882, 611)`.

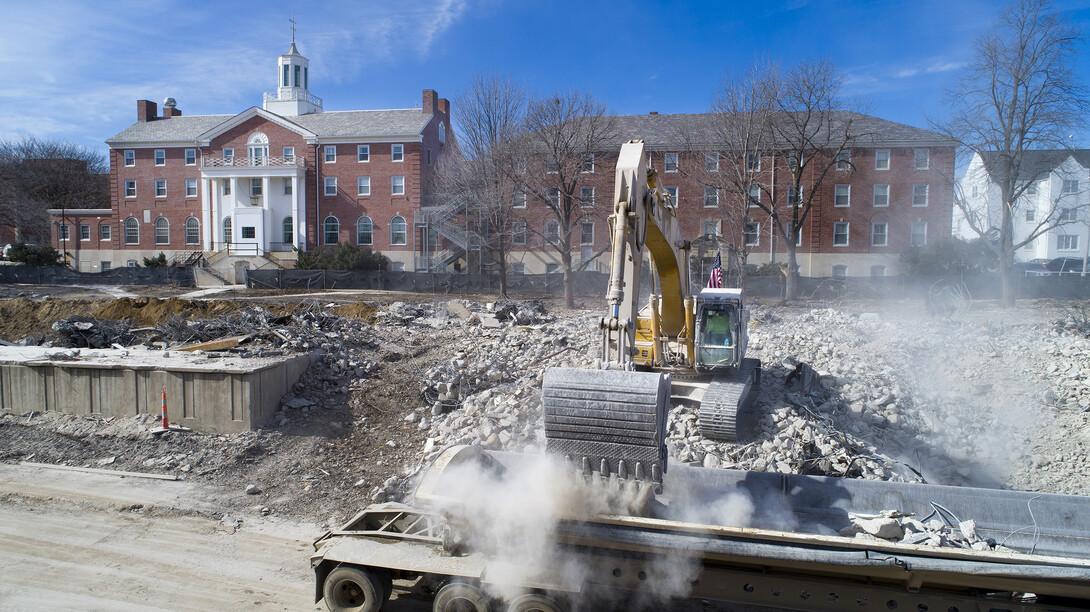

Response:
(0, 347), (319, 433)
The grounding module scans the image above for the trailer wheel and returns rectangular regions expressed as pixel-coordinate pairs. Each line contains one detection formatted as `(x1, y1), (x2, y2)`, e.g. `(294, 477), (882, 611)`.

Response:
(323, 565), (390, 612)
(506, 593), (566, 612)
(433, 581), (492, 612)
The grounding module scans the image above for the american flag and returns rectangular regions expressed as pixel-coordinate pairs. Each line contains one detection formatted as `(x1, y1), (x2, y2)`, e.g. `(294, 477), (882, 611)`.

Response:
(707, 252), (722, 288)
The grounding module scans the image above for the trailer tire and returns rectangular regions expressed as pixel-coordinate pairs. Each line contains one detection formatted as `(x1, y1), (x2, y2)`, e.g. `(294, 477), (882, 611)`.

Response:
(506, 593), (566, 612)
(323, 565), (389, 612)
(433, 581), (491, 612)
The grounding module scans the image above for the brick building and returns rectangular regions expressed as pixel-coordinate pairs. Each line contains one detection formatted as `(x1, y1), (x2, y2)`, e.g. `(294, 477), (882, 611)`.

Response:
(50, 41), (451, 275)
(502, 113), (956, 278)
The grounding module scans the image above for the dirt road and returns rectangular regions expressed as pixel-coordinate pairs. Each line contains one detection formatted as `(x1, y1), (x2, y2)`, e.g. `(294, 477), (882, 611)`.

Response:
(0, 463), (320, 611)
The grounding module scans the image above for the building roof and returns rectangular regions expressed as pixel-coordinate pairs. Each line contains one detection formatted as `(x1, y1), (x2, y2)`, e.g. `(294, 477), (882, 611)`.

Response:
(978, 149), (1090, 180)
(610, 111), (954, 149)
(106, 108), (433, 145)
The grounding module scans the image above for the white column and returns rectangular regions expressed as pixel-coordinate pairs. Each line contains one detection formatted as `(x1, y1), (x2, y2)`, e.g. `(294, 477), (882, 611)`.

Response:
(201, 178), (213, 251)
(296, 173), (307, 252)
(291, 175), (300, 249)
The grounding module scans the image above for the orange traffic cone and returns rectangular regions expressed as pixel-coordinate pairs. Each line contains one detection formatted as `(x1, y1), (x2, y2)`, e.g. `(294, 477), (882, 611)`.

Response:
(161, 386), (170, 429)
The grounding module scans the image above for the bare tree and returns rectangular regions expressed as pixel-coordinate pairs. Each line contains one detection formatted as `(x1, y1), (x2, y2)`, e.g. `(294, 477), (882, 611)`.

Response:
(443, 73), (527, 297)
(935, 0), (1086, 306)
(517, 90), (617, 308)
(0, 136), (108, 244)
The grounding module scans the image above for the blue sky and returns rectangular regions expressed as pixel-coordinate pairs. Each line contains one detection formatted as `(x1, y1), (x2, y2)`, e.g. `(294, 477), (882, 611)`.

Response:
(3, 0), (1090, 156)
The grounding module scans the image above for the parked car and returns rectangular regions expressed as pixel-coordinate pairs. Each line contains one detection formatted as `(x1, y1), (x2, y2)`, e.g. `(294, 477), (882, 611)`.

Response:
(1014, 259), (1050, 276)
(1044, 257), (1085, 275)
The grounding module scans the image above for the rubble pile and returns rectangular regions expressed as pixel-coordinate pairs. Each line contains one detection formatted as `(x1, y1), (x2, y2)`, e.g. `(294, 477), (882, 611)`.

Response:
(842, 510), (1013, 553)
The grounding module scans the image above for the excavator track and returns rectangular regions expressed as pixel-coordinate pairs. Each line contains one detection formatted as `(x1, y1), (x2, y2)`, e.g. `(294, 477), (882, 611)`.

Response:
(542, 367), (668, 485)
(698, 358), (761, 442)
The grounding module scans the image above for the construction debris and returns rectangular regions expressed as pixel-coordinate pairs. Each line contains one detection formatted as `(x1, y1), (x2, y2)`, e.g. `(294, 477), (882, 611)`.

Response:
(841, 509), (1014, 553)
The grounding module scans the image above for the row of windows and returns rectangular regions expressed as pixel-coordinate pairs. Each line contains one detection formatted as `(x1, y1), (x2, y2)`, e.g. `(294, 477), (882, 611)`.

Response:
(122, 143), (412, 167)
(655, 148), (932, 174)
(321, 215), (406, 246)
(124, 149), (199, 167)
(506, 221), (596, 246)
(324, 144), (402, 164)
(124, 179), (200, 198)
(829, 265), (890, 278)
(739, 221), (930, 248)
(115, 217), (201, 245)
(324, 176), (405, 197)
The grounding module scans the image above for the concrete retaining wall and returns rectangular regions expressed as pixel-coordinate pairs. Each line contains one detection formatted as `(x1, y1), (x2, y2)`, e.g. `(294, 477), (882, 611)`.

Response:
(0, 348), (318, 433)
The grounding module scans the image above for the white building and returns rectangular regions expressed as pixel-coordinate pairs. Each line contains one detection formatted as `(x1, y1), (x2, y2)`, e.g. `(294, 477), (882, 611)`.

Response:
(957, 150), (1090, 262)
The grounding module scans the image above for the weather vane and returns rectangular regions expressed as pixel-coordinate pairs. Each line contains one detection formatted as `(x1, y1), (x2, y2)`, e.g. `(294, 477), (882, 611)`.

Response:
(290, 12), (297, 44)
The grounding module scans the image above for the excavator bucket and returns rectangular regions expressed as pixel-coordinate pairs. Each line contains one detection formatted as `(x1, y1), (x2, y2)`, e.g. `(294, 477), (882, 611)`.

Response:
(542, 367), (668, 487)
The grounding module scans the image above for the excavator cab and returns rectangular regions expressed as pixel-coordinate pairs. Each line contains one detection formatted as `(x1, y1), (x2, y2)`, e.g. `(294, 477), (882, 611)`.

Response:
(693, 288), (747, 373)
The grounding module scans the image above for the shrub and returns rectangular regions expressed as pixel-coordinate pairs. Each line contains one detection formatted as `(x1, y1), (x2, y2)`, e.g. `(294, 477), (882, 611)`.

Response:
(142, 252), (168, 267)
(8, 242), (61, 266)
(295, 243), (389, 271)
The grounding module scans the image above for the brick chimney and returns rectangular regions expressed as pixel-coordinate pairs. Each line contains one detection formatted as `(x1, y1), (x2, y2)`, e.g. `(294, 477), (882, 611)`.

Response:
(649, 111), (659, 115)
(162, 106), (182, 118)
(438, 98), (450, 117)
(422, 89), (438, 113)
(137, 100), (157, 122)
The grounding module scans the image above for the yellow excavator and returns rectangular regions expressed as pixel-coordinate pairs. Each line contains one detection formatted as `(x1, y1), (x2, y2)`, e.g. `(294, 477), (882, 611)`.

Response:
(542, 140), (761, 488)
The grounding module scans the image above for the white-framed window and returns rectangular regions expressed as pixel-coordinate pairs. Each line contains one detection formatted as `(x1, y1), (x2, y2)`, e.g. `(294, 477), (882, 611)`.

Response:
(80, 225), (92, 240)
(1026, 208), (1036, 221)
(282, 217), (293, 244)
(664, 152), (679, 173)
(124, 150), (135, 167)
(357, 145), (370, 163)
(222, 180), (231, 196)
(580, 221), (594, 245)
(545, 263), (561, 274)
(283, 178), (292, 195)
(125, 180), (136, 197)
(744, 221), (759, 246)
(834, 184), (850, 207)
(580, 186), (594, 207)
(875, 149), (890, 170)
(1059, 208), (1078, 223)
(544, 220), (560, 243)
(324, 146), (336, 163)
(223, 147), (234, 163)
(185, 217), (199, 244)
(832, 265), (848, 278)
(154, 179), (166, 197)
(100, 224), (111, 240)
(701, 220), (720, 236)
(1057, 234), (1079, 250)
(510, 262), (525, 275)
(439, 122), (446, 144)
(871, 265), (886, 277)
(100, 262), (111, 272)
(664, 186), (678, 205)
(154, 149), (165, 166)
(323, 216), (340, 244)
(58, 224), (70, 241)
(1063, 179), (1080, 194)
(871, 222), (888, 246)
(356, 216), (373, 245)
(547, 187), (561, 207)
(512, 191), (527, 208)
(324, 177), (337, 196)
(154, 217), (169, 245)
(390, 215), (407, 245)
(912, 183), (929, 207)
(126, 260), (137, 268)
(914, 148), (930, 170)
(910, 221), (927, 246)
(745, 152), (760, 172)
(787, 185), (802, 207)
(1027, 181), (1038, 195)
(185, 149), (196, 166)
(748, 184), (761, 207)
(836, 150), (851, 170)
(873, 184), (889, 207)
(787, 152), (803, 171)
(222, 217), (231, 244)
(786, 222), (803, 247)
(512, 221), (526, 245)
(705, 153), (719, 172)
(703, 185), (718, 208)
(283, 146), (295, 162)
(391, 175), (405, 196)
(581, 154), (594, 173)
(392, 144), (404, 162)
(251, 177), (263, 197)
(357, 176), (371, 196)
(833, 222), (849, 246)
(185, 178), (197, 197)
(240, 227), (256, 241)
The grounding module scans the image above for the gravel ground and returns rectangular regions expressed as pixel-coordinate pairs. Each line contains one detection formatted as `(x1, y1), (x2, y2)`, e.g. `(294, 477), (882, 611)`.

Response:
(0, 291), (1088, 533)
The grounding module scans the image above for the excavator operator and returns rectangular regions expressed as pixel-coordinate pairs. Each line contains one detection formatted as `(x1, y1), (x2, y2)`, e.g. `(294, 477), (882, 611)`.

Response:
(703, 309), (732, 346)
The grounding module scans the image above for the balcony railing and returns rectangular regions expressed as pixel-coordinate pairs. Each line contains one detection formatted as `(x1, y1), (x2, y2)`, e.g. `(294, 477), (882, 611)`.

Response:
(202, 155), (305, 168)
(263, 89), (323, 107)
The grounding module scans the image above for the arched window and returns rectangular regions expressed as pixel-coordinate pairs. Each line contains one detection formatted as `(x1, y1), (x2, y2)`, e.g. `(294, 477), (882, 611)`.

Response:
(356, 216), (373, 245)
(282, 217), (293, 245)
(247, 132), (269, 165)
(124, 217), (139, 245)
(439, 122), (446, 144)
(222, 217), (232, 245)
(390, 215), (407, 245)
(323, 215), (340, 244)
(185, 217), (200, 244)
(154, 217), (169, 245)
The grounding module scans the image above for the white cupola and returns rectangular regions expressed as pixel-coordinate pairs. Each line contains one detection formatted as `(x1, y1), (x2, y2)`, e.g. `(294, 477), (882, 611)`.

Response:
(263, 41), (322, 116)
